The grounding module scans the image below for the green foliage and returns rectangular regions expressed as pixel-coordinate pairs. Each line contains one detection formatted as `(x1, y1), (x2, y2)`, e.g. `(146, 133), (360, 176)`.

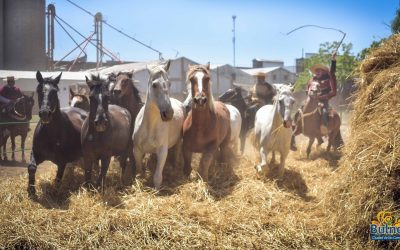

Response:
(391, 8), (400, 33)
(294, 42), (356, 91)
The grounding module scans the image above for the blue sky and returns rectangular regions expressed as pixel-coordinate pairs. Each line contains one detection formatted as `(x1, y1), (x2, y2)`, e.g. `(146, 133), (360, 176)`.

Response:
(48, 0), (398, 67)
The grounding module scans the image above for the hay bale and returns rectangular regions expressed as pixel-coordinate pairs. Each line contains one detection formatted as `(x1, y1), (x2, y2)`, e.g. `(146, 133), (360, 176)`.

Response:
(326, 34), (400, 247)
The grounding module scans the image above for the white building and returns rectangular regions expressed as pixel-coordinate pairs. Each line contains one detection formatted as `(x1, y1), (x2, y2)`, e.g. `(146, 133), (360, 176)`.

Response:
(243, 67), (297, 84)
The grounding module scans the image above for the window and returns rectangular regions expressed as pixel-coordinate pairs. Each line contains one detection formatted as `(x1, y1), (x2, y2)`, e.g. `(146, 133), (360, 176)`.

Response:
(284, 75), (288, 81)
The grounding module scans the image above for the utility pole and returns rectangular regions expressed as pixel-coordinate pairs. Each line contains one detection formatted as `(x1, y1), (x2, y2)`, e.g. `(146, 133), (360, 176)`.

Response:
(95, 12), (103, 69)
(232, 15), (236, 67)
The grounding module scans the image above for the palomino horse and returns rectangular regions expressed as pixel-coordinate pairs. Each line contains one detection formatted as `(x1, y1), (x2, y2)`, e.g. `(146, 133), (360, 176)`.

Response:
(183, 63), (232, 181)
(81, 75), (133, 189)
(69, 88), (89, 112)
(28, 71), (88, 197)
(218, 87), (249, 154)
(292, 81), (343, 158)
(133, 60), (185, 189)
(254, 84), (295, 178)
(1, 93), (35, 162)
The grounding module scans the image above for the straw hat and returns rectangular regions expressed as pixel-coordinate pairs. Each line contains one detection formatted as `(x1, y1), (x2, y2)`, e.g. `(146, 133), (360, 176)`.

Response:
(309, 64), (329, 74)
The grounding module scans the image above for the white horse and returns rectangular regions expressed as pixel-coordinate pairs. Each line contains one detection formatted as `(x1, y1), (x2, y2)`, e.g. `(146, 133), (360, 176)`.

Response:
(133, 60), (185, 189)
(254, 83), (295, 178)
(226, 104), (242, 154)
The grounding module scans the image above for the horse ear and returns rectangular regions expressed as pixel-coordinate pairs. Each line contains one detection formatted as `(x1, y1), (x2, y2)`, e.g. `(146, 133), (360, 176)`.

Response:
(54, 72), (62, 85)
(206, 62), (210, 70)
(85, 76), (94, 88)
(164, 60), (171, 72)
(36, 70), (44, 84)
(127, 70), (134, 79)
(70, 88), (75, 97)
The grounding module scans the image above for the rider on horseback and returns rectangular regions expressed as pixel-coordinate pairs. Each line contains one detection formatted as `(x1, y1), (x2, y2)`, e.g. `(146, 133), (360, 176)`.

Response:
(309, 52), (337, 134)
(0, 76), (23, 113)
(290, 52), (337, 151)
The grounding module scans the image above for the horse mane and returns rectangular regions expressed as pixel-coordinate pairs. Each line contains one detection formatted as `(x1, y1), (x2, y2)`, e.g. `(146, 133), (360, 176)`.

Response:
(186, 65), (215, 112)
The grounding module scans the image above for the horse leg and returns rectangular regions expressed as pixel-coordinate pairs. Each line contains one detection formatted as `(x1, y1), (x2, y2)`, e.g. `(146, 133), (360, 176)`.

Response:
(55, 162), (67, 188)
(83, 157), (94, 187)
(290, 134), (297, 151)
(96, 156), (111, 191)
(3, 136), (8, 161)
(153, 145), (168, 189)
(11, 134), (16, 161)
(327, 130), (338, 152)
(198, 147), (217, 182)
(133, 148), (145, 179)
(182, 146), (193, 178)
(317, 136), (324, 148)
(271, 151), (276, 164)
(306, 137), (315, 158)
(256, 146), (268, 174)
(21, 133), (27, 163)
(119, 151), (131, 186)
(277, 150), (288, 179)
(27, 151), (43, 198)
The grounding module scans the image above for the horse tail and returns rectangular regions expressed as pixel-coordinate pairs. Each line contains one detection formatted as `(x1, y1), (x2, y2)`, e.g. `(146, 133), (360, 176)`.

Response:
(333, 130), (344, 149)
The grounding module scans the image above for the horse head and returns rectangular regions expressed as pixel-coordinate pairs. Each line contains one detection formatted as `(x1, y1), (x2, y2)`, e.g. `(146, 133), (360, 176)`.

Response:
(36, 71), (62, 124)
(275, 84), (295, 129)
(14, 93), (35, 120)
(146, 60), (174, 121)
(308, 81), (321, 99)
(187, 63), (213, 111)
(86, 74), (110, 132)
(69, 88), (89, 111)
(112, 71), (134, 99)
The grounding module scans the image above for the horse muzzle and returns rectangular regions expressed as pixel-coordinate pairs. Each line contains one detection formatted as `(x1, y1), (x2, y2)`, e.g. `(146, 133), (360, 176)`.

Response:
(160, 109), (174, 122)
(193, 96), (207, 109)
(283, 119), (292, 129)
(39, 109), (52, 124)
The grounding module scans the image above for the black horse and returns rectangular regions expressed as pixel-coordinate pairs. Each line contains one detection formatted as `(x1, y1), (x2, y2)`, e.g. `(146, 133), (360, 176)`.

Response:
(1, 93), (35, 162)
(27, 71), (88, 197)
(81, 75), (134, 190)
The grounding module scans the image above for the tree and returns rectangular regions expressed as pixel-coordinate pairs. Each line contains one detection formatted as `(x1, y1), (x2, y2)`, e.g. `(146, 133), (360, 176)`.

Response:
(391, 8), (400, 33)
(294, 42), (356, 90)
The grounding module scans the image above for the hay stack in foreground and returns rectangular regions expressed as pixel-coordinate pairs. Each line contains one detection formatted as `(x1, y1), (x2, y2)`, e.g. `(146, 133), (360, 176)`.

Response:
(326, 34), (400, 246)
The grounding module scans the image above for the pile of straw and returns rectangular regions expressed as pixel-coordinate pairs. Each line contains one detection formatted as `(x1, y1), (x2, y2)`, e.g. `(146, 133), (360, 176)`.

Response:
(325, 34), (400, 247)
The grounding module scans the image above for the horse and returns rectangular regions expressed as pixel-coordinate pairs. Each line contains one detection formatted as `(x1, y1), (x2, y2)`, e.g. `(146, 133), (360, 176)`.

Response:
(254, 84), (295, 178)
(218, 86), (250, 154)
(1, 93), (35, 162)
(27, 71), (88, 197)
(133, 60), (185, 189)
(292, 81), (343, 158)
(182, 63), (232, 181)
(225, 104), (241, 154)
(69, 88), (90, 112)
(81, 74), (133, 189)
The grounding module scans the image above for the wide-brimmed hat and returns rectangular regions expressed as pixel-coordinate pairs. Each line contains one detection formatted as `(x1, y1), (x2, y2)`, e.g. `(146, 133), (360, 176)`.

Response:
(309, 64), (329, 74)
(2, 76), (18, 82)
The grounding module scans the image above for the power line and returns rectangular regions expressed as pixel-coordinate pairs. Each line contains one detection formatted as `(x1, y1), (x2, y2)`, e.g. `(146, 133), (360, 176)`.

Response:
(65, 0), (163, 59)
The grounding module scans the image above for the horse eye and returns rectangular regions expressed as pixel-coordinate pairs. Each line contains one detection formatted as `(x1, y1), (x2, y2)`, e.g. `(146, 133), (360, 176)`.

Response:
(152, 83), (157, 88)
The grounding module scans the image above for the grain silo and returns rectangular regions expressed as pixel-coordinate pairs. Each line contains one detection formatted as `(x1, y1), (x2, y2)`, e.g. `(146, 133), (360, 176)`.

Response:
(1, 0), (46, 70)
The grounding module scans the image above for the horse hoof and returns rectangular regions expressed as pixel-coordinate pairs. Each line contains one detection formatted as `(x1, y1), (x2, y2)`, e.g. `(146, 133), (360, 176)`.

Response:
(27, 185), (36, 198)
(255, 165), (263, 174)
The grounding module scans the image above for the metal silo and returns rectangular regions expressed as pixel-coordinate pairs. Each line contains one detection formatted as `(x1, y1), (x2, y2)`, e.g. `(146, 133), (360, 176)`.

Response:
(3, 0), (46, 70)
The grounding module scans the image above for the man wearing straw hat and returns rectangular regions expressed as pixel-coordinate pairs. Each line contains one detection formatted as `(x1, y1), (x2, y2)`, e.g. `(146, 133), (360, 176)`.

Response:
(0, 76), (23, 112)
(308, 52), (337, 134)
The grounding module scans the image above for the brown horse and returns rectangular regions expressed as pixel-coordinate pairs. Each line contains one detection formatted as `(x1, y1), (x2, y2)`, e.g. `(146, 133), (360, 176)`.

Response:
(1, 93), (35, 162)
(292, 81), (343, 158)
(182, 63), (232, 181)
(69, 88), (90, 112)
(108, 71), (143, 138)
(81, 75), (134, 189)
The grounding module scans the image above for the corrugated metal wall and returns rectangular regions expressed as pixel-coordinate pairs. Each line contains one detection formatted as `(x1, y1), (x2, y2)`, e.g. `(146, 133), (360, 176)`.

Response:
(2, 0), (46, 70)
